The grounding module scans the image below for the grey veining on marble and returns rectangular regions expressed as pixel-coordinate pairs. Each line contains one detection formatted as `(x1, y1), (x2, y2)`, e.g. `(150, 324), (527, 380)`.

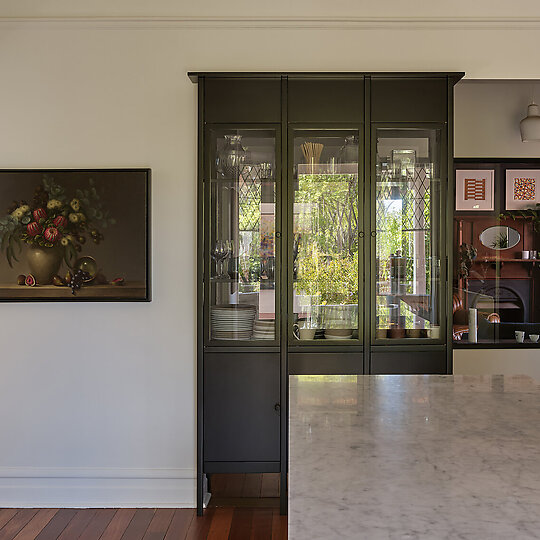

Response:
(289, 375), (540, 540)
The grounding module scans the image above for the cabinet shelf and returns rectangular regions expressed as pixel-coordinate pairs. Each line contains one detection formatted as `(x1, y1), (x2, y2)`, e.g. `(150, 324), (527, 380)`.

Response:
(209, 278), (275, 284)
(206, 178), (275, 184)
(297, 163), (358, 175)
(473, 258), (538, 263)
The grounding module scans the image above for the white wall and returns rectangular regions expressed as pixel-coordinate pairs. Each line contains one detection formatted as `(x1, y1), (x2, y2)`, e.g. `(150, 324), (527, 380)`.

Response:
(455, 80), (540, 158)
(454, 349), (540, 380)
(1, 4), (540, 506)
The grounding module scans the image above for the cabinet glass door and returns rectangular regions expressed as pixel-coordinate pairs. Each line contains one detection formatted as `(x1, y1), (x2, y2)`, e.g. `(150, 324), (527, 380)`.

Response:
(374, 128), (443, 341)
(291, 131), (360, 343)
(207, 128), (278, 343)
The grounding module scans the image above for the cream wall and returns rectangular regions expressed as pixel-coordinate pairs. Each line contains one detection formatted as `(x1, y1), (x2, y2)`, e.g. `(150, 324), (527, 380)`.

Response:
(3, 0), (540, 19)
(454, 349), (540, 380)
(1, 5), (540, 506)
(455, 80), (540, 158)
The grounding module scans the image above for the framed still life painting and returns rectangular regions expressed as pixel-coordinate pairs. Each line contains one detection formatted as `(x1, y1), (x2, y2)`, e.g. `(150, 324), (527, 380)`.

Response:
(0, 169), (150, 302)
(455, 169), (494, 211)
(505, 169), (540, 210)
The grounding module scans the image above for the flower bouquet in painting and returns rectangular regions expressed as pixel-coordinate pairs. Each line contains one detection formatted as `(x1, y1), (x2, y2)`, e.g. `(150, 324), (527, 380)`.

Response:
(0, 169), (150, 301)
(0, 176), (114, 290)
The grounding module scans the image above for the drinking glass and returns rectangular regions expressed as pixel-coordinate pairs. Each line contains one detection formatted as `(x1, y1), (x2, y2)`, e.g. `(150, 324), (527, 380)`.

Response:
(212, 240), (232, 278)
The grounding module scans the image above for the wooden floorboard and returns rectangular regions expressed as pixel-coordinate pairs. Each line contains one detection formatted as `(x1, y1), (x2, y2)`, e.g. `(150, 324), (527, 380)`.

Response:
(206, 508), (234, 540)
(250, 508), (273, 540)
(78, 508), (117, 540)
(0, 509), (38, 540)
(163, 509), (194, 540)
(57, 509), (96, 540)
(100, 509), (137, 540)
(34, 509), (77, 540)
(0, 511), (18, 533)
(210, 474), (280, 499)
(142, 509), (175, 540)
(227, 508), (252, 540)
(120, 509), (155, 540)
(241, 474), (262, 498)
(260, 475), (280, 498)
(185, 508), (215, 540)
(271, 509), (287, 540)
(209, 497), (280, 509)
(12, 509), (58, 540)
(0, 507), (287, 539)
(224, 476), (244, 498)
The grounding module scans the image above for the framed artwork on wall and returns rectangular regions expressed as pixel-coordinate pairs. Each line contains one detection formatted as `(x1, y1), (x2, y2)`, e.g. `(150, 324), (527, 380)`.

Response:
(455, 169), (494, 211)
(0, 169), (151, 302)
(505, 169), (540, 210)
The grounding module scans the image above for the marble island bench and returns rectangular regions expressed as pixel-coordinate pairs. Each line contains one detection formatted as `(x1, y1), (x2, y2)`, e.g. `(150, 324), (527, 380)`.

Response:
(289, 375), (540, 540)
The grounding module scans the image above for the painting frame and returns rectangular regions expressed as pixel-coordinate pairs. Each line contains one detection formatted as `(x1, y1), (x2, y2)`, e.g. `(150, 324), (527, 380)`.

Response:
(0, 168), (151, 303)
(505, 169), (540, 210)
(455, 169), (494, 211)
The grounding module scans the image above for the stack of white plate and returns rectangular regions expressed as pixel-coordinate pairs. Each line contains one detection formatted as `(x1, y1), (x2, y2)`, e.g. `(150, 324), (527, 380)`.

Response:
(211, 304), (256, 340)
(253, 319), (275, 340)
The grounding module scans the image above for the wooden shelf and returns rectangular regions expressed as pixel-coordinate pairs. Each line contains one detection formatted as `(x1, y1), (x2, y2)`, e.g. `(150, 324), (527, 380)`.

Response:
(0, 281), (146, 299)
(473, 258), (538, 263)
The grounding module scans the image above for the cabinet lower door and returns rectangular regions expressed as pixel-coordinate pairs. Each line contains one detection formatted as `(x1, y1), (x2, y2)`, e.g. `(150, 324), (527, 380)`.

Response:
(203, 352), (280, 470)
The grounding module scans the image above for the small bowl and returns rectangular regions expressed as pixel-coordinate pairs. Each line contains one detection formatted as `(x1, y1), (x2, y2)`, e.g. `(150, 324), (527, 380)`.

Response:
(73, 256), (98, 283)
(388, 328), (406, 339)
(529, 334), (539, 343)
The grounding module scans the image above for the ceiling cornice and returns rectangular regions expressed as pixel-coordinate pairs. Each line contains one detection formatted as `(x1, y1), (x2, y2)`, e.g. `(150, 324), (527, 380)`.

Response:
(1, 16), (540, 30)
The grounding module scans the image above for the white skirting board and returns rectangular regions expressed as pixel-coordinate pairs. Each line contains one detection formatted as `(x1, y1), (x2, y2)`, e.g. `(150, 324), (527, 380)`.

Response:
(0, 468), (196, 508)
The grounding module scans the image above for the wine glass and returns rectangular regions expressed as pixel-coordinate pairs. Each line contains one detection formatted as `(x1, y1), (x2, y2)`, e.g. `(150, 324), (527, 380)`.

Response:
(212, 240), (232, 279)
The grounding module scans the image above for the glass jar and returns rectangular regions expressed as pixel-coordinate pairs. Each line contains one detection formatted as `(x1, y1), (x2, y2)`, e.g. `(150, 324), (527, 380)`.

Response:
(216, 134), (246, 179)
(337, 135), (358, 164)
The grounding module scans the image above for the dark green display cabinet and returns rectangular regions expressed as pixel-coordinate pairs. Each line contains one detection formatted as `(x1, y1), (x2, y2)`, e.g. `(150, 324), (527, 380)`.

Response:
(190, 72), (463, 514)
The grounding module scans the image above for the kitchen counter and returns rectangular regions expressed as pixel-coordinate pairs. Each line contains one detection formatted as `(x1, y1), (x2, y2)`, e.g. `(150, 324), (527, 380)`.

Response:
(289, 374), (540, 539)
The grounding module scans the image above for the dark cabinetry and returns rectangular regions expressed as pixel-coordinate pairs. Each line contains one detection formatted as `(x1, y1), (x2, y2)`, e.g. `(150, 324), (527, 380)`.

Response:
(192, 72), (463, 513)
(204, 353), (280, 467)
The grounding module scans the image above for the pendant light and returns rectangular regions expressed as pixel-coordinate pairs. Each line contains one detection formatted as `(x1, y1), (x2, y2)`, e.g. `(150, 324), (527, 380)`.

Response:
(520, 102), (540, 142)
(520, 84), (540, 142)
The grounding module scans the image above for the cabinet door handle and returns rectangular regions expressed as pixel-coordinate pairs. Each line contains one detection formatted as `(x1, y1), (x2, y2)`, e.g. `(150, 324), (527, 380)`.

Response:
(274, 403), (281, 416)
(371, 231), (377, 237)
(359, 231), (365, 238)
(275, 232), (282, 238)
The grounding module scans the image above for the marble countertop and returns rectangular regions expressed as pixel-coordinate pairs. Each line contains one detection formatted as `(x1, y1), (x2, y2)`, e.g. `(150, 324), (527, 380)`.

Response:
(289, 375), (540, 540)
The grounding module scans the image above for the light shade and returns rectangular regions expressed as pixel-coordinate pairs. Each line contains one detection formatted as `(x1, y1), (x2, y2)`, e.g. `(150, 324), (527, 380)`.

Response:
(520, 103), (540, 142)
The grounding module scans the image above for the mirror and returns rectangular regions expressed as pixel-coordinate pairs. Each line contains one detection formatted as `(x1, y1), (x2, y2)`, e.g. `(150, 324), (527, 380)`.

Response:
(479, 226), (520, 250)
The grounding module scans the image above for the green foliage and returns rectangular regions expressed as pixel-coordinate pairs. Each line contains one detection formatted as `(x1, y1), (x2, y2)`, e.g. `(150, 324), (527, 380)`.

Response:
(490, 232), (508, 249)
(43, 175), (68, 203)
(75, 178), (115, 230)
(294, 173), (359, 305)
(297, 248), (358, 305)
(499, 204), (540, 233)
(458, 243), (477, 278)
(296, 174), (358, 255)
(0, 216), (22, 267)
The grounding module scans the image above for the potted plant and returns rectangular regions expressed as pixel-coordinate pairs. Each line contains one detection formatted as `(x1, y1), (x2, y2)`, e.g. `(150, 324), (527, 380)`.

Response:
(457, 243), (477, 279)
(499, 203), (540, 232)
